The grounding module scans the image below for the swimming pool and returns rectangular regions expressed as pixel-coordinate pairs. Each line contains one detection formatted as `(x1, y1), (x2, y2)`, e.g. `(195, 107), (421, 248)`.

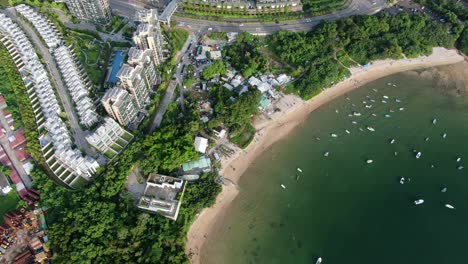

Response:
(107, 51), (124, 84)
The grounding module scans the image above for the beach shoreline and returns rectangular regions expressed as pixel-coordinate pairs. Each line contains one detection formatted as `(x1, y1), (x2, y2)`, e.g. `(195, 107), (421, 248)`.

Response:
(185, 47), (465, 263)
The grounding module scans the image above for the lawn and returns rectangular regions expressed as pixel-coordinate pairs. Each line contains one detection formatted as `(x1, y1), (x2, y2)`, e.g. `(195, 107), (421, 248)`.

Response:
(65, 31), (111, 87)
(167, 29), (189, 59)
(0, 189), (20, 224)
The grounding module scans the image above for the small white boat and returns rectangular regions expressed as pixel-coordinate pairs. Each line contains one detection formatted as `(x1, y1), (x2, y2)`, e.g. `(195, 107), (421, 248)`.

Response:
(456, 157), (462, 162)
(399, 107), (404, 111)
(414, 199), (424, 205)
(373, 89), (378, 92)
(366, 126), (375, 132)
(442, 133), (447, 139)
(335, 109), (339, 113)
(352, 121), (357, 124)
(383, 95), (389, 99)
(346, 97), (350, 100)
(365, 105), (372, 108)
(353, 111), (361, 116)
(395, 99), (401, 103)
(370, 99), (376, 102)
(400, 177), (405, 184)
(362, 101), (367, 104)
(441, 187), (447, 193)
(425, 137), (429, 141)
(331, 133), (338, 138)
(371, 113), (377, 117)
(445, 204), (455, 209)
(281, 184), (286, 189)
(389, 109), (395, 113)
(316, 137), (321, 141)
(387, 83), (392, 86)
(392, 84), (397, 87)
(324, 152), (330, 157)
(382, 100), (387, 104)
(359, 127), (364, 131)
(348, 114), (353, 117)
(458, 166), (464, 170)
(366, 159), (373, 164)
(390, 139), (396, 144)
(316, 257), (322, 264)
(385, 114), (391, 118)
(297, 168), (303, 173)
(345, 130), (351, 134)
(394, 152), (398, 156)
(432, 118), (437, 124)
(415, 152), (422, 159)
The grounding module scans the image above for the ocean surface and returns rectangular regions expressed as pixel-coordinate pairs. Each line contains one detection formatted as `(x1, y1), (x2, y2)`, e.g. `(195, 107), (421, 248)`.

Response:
(201, 65), (468, 264)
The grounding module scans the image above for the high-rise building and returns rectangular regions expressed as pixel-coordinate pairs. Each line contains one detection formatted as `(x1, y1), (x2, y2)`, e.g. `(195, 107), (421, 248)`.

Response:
(64, 0), (111, 24)
(133, 9), (164, 65)
(102, 87), (139, 127)
(127, 47), (159, 87)
(117, 64), (152, 110)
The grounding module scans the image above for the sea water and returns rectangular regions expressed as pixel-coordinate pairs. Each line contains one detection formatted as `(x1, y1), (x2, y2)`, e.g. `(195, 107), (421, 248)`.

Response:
(201, 65), (468, 264)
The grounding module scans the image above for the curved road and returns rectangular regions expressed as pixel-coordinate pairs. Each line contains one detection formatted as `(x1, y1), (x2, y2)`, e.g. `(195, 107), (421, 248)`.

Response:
(110, 0), (387, 34)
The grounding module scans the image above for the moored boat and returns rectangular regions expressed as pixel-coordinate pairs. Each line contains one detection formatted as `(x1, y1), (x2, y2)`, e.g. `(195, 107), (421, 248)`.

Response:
(316, 257), (322, 264)
(390, 139), (396, 144)
(442, 133), (447, 139)
(324, 152), (330, 157)
(366, 126), (375, 132)
(456, 157), (462, 162)
(445, 204), (455, 209)
(345, 130), (351, 134)
(400, 177), (405, 184)
(331, 133), (338, 138)
(414, 199), (424, 205)
(366, 159), (373, 164)
(281, 184), (286, 189)
(432, 118), (437, 124)
(415, 152), (422, 159)
(297, 168), (303, 172)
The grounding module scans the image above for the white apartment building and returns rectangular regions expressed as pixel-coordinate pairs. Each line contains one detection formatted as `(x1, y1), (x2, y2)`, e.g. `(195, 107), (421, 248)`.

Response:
(86, 118), (133, 158)
(53, 46), (99, 127)
(133, 9), (164, 65)
(101, 87), (139, 127)
(117, 64), (151, 110)
(15, 4), (62, 50)
(63, 0), (111, 24)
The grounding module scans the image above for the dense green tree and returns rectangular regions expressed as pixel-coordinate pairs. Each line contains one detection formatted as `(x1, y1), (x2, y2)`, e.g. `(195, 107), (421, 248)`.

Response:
(201, 60), (227, 80)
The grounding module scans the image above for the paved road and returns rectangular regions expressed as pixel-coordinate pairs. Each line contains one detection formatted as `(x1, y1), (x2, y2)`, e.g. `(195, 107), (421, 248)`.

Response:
(110, 0), (387, 34)
(149, 33), (196, 133)
(0, 107), (32, 188)
(4, 9), (96, 158)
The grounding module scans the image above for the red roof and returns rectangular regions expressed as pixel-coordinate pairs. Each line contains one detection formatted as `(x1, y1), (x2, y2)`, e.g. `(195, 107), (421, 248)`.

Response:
(15, 148), (30, 162)
(9, 131), (26, 149)
(0, 127), (5, 139)
(8, 170), (21, 184)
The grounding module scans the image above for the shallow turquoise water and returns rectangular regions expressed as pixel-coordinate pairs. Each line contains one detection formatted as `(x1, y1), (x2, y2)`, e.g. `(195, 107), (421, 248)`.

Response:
(202, 70), (468, 264)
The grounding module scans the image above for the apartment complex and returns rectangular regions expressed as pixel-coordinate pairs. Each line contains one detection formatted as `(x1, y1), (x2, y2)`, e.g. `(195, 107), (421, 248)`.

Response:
(86, 118), (133, 159)
(133, 9), (164, 65)
(102, 87), (139, 127)
(16, 4), (99, 128)
(0, 14), (99, 187)
(117, 64), (152, 110)
(63, 0), (111, 24)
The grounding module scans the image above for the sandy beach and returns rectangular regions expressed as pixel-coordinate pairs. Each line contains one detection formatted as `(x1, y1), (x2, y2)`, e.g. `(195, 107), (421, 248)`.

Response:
(185, 47), (465, 263)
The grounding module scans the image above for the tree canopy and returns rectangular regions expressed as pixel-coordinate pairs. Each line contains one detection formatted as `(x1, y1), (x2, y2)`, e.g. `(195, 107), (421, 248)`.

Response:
(201, 59), (227, 80)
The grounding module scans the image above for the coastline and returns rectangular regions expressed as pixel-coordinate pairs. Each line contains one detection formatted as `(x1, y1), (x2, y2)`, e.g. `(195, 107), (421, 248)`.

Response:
(185, 47), (465, 263)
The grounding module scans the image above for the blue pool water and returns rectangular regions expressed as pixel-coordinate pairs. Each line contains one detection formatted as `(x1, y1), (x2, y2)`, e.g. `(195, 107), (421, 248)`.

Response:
(108, 51), (124, 84)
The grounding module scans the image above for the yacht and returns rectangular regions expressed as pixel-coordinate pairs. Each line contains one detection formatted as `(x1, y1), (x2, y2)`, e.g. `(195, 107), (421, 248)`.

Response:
(399, 107), (405, 111)
(390, 139), (396, 144)
(353, 111), (362, 116)
(366, 159), (373, 164)
(331, 133), (338, 138)
(414, 199), (424, 205)
(432, 118), (437, 124)
(365, 105), (372, 108)
(352, 121), (357, 124)
(366, 126), (375, 132)
(385, 114), (391, 118)
(316, 257), (322, 264)
(456, 157), (462, 162)
(297, 168), (303, 173)
(345, 130), (351, 134)
(383, 95), (389, 99)
(445, 204), (455, 209)
(281, 184), (286, 189)
(415, 152), (422, 159)
(442, 133), (447, 139)
(400, 177), (405, 184)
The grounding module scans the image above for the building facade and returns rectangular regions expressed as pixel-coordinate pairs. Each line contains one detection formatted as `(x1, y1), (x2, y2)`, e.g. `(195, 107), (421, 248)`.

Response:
(117, 64), (152, 110)
(133, 9), (164, 65)
(102, 87), (139, 127)
(64, 0), (111, 24)
(86, 118), (133, 158)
